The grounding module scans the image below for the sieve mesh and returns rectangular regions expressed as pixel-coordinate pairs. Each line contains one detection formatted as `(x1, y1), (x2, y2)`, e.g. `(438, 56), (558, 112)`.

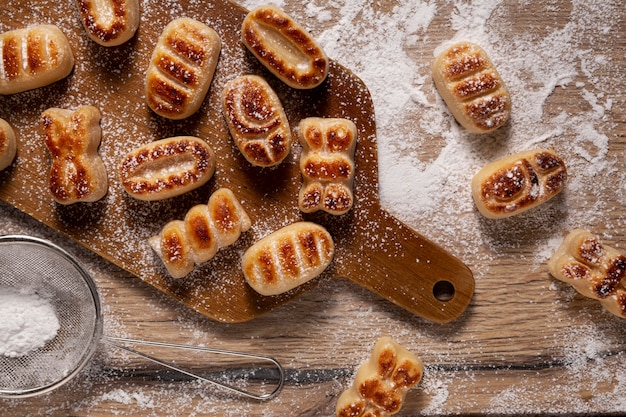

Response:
(0, 236), (103, 398)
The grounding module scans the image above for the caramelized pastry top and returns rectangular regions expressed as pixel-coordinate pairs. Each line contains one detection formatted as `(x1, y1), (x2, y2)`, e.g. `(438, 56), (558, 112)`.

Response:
(76, 0), (140, 46)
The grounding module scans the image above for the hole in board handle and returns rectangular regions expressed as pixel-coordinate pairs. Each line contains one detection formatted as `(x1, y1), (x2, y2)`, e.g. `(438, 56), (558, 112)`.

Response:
(433, 280), (455, 302)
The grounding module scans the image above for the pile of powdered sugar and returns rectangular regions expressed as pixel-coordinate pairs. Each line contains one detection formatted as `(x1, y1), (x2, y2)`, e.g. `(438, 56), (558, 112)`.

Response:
(0, 287), (60, 358)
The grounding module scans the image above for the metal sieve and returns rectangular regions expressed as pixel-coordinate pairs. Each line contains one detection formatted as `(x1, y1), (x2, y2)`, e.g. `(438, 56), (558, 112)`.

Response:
(0, 235), (284, 400)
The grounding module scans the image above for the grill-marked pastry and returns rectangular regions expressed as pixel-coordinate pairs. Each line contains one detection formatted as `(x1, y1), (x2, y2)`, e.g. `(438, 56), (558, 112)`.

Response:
(222, 74), (291, 167)
(0, 118), (16, 171)
(471, 148), (567, 219)
(0, 25), (74, 95)
(548, 229), (626, 318)
(75, 0), (140, 46)
(298, 117), (357, 215)
(146, 18), (221, 119)
(41, 106), (108, 204)
(241, 5), (328, 89)
(120, 136), (216, 201)
(242, 221), (334, 296)
(336, 336), (424, 417)
(432, 42), (510, 133)
(150, 188), (251, 278)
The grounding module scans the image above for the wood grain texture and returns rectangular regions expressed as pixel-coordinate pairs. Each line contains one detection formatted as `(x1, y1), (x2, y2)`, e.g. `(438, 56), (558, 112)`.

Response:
(0, 0), (625, 416)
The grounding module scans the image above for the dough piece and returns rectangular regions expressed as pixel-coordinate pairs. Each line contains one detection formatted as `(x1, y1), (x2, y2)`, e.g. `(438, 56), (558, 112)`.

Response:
(242, 221), (334, 296)
(471, 148), (567, 219)
(150, 188), (251, 279)
(146, 18), (221, 119)
(41, 106), (108, 204)
(548, 229), (626, 318)
(0, 25), (74, 95)
(298, 117), (357, 215)
(432, 42), (510, 133)
(241, 5), (328, 89)
(76, 0), (140, 46)
(0, 118), (17, 170)
(336, 336), (424, 417)
(222, 75), (291, 167)
(120, 136), (216, 201)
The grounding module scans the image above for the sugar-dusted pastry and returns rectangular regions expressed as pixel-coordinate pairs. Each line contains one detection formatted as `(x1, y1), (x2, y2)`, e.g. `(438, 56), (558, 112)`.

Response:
(150, 188), (251, 278)
(0, 118), (17, 170)
(298, 117), (357, 215)
(0, 25), (74, 95)
(242, 221), (334, 296)
(336, 336), (424, 417)
(471, 148), (567, 219)
(432, 42), (510, 133)
(41, 106), (108, 204)
(241, 5), (328, 89)
(76, 0), (140, 46)
(146, 18), (221, 120)
(120, 136), (216, 201)
(222, 75), (291, 167)
(548, 229), (626, 318)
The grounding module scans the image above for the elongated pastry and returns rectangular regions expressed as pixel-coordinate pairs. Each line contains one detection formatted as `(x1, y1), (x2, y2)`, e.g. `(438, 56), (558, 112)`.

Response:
(548, 229), (626, 318)
(432, 42), (510, 133)
(146, 18), (221, 119)
(471, 148), (567, 219)
(0, 25), (74, 95)
(222, 75), (291, 167)
(120, 136), (216, 201)
(242, 5), (328, 89)
(336, 336), (424, 417)
(76, 0), (140, 46)
(242, 221), (334, 296)
(298, 117), (357, 215)
(0, 118), (16, 170)
(41, 106), (108, 204)
(150, 188), (251, 278)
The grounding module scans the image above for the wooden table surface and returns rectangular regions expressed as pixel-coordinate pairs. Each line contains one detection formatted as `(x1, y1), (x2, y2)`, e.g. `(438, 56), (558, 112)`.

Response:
(1, 0), (625, 416)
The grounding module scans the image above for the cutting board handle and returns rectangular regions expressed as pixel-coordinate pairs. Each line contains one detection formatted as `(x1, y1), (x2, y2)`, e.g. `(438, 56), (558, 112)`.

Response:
(335, 203), (475, 323)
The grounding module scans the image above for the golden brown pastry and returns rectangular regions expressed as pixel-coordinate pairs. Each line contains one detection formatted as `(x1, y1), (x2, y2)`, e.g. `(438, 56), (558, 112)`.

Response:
(76, 0), (140, 46)
(0, 118), (16, 171)
(471, 148), (567, 219)
(336, 336), (424, 417)
(150, 188), (251, 278)
(432, 42), (510, 133)
(548, 229), (626, 318)
(41, 106), (108, 204)
(145, 18), (221, 119)
(241, 5), (328, 89)
(298, 117), (357, 215)
(222, 75), (291, 167)
(0, 25), (74, 95)
(119, 136), (216, 201)
(242, 221), (334, 296)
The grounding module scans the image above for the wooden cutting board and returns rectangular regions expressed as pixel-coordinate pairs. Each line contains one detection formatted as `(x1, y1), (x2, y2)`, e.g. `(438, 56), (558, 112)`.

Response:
(0, 0), (474, 323)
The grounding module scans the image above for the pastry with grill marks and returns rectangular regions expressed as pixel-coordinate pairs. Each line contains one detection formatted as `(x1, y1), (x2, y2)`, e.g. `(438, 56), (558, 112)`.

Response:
(222, 74), (291, 167)
(0, 25), (74, 95)
(298, 117), (357, 215)
(242, 221), (334, 296)
(76, 0), (140, 46)
(146, 18), (221, 119)
(41, 106), (108, 204)
(241, 5), (328, 89)
(0, 118), (16, 171)
(120, 136), (216, 201)
(471, 148), (567, 219)
(432, 41), (510, 133)
(336, 336), (424, 417)
(548, 229), (626, 318)
(150, 188), (251, 278)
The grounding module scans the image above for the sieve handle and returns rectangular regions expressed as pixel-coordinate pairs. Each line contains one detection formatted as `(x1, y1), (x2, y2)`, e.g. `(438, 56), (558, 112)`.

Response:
(103, 337), (284, 401)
